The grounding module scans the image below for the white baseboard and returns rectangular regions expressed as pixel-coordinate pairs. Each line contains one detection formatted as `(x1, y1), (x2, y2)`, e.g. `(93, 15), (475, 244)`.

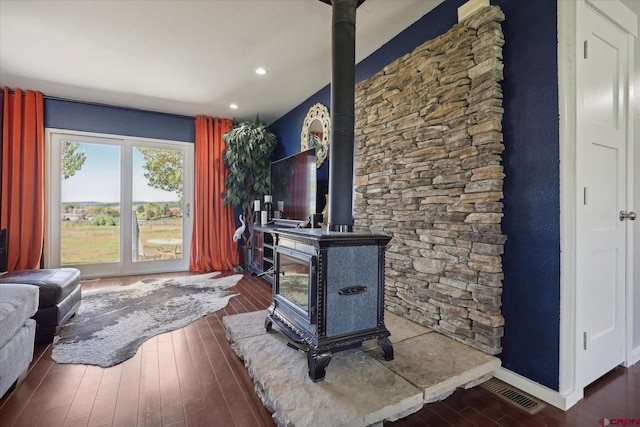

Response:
(632, 346), (640, 365)
(493, 368), (583, 411)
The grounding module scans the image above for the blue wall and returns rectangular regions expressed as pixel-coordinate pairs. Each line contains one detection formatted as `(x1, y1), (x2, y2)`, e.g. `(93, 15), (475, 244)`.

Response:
(270, 0), (561, 390)
(269, 89), (330, 160)
(494, 0), (560, 390)
(45, 99), (195, 143)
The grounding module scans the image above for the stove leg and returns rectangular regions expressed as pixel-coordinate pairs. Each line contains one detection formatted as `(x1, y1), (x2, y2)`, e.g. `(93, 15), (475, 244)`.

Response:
(377, 336), (394, 361)
(307, 350), (332, 382)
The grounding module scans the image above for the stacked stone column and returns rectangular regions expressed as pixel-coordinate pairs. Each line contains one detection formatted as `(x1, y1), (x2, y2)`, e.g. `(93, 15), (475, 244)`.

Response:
(354, 6), (506, 355)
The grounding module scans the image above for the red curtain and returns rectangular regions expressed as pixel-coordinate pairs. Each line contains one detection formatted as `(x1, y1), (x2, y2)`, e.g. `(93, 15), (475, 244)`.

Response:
(0, 87), (45, 271)
(190, 116), (238, 272)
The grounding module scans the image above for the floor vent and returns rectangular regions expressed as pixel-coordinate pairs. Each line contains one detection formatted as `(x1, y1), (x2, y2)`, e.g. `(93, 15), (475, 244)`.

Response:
(479, 377), (546, 415)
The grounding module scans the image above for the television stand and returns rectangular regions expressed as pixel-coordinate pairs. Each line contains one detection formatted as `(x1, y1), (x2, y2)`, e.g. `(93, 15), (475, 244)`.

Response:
(249, 225), (275, 283)
(249, 220), (318, 283)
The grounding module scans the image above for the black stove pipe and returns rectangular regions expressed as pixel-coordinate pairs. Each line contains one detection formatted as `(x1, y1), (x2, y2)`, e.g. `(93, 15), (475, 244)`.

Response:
(327, 0), (357, 232)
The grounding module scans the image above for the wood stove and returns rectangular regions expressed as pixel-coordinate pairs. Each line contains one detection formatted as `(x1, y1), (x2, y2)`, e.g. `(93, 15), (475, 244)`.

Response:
(263, 0), (393, 382)
(264, 227), (393, 381)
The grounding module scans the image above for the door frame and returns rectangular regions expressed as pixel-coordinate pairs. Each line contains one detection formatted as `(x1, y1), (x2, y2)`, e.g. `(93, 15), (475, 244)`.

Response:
(559, 0), (637, 409)
(45, 128), (194, 278)
(489, 0), (637, 411)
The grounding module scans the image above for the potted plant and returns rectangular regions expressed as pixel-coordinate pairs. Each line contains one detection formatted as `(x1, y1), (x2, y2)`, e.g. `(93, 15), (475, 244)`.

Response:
(222, 118), (276, 252)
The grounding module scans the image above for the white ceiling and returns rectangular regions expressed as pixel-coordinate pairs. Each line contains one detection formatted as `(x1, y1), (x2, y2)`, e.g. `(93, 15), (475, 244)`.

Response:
(0, 0), (442, 124)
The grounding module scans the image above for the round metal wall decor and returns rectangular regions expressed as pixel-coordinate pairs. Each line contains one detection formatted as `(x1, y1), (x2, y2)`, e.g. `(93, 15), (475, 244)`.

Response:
(300, 103), (330, 168)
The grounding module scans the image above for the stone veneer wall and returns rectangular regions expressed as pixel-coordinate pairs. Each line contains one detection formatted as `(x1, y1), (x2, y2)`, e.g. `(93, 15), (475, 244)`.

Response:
(353, 6), (506, 355)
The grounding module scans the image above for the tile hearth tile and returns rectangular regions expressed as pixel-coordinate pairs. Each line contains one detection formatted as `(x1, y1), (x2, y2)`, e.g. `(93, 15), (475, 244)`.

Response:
(223, 309), (269, 342)
(361, 311), (433, 353)
(367, 332), (501, 402)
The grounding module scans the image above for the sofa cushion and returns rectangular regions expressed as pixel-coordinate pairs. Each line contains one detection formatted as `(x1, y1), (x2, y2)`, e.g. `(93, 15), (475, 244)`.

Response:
(0, 318), (36, 397)
(0, 268), (80, 307)
(0, 284), (39, 347)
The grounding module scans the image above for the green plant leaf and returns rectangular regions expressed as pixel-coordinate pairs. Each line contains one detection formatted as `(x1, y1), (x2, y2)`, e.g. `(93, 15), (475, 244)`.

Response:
(221, 119), (277, 220)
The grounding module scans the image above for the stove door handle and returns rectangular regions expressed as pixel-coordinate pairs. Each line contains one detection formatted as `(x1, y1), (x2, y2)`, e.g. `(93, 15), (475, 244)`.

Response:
(338, 285), (367, 296)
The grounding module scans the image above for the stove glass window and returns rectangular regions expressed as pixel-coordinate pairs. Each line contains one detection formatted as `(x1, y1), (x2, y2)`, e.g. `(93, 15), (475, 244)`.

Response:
(277, 252), (310, 313)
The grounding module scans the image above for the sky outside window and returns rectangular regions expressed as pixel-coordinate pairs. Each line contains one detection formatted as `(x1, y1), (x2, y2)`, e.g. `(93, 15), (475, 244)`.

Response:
(61, 142), (181, 203)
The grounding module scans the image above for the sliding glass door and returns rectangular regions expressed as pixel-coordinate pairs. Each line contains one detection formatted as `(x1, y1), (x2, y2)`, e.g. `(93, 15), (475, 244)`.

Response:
(47, 130), (193, 277)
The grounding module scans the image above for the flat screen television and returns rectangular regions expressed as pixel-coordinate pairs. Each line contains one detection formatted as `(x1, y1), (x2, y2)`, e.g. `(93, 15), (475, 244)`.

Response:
(270, 148), (328, 222)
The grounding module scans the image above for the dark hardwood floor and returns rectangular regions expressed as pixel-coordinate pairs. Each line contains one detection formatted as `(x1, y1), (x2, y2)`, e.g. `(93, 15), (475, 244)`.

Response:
(390, 363), (639, 427)
(1, 272), (638, 426)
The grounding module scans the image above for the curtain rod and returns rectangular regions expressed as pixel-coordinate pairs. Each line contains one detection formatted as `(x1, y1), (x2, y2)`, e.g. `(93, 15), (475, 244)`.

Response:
(3, 88), (195, 120)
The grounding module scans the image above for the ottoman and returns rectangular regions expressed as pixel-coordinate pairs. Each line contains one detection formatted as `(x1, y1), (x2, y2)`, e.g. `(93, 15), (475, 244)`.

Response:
(0, 268), (81, 343)
(0, 284), (39, 397)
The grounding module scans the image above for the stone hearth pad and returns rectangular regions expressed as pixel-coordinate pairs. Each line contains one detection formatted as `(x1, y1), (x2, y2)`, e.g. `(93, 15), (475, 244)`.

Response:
(223, 310), (500, 426)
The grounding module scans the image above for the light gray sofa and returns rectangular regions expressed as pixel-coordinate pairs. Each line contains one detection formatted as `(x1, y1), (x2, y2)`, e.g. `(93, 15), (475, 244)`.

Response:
(0, 284), (39, 398)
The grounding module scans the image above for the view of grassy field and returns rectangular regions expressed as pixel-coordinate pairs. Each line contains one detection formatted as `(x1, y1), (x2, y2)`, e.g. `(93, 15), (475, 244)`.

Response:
(59, 142), (185, 267)
(61, 216), (182, 265)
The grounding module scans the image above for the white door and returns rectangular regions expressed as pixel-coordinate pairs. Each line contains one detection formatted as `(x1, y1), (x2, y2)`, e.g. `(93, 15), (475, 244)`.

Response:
(47, 130), (194, 278)
(575, 3), (632, 388)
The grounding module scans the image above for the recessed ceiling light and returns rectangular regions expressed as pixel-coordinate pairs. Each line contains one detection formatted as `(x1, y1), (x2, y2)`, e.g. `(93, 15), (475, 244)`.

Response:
(229, 103), (238, 109)
(255, 67), (266, 75)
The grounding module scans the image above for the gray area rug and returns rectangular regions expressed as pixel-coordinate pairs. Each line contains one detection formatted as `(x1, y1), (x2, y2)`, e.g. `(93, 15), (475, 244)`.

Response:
(52, 272), (241, 368)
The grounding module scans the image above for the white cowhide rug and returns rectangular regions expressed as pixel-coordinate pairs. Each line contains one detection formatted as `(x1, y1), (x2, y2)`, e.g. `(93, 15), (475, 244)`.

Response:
(52, 272), (240, 368)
